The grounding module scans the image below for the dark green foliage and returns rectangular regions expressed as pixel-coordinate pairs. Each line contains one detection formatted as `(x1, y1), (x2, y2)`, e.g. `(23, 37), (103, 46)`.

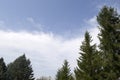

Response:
(75, 31), (101, 80)
(56, 60), (74, 80)
(97, 6), (120, 80)
(6, 54), (34, 80)
(0, 57), (7, 80)
(56, 69), (62, 80)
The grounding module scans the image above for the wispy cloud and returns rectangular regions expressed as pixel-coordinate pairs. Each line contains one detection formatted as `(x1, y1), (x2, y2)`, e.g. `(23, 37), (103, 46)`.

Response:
(86, 16), (98, 27)
(26, 17), (43, 31)
(0, 20), (7, 30)
(0, 17), (44, 32)
(27, 17), (35, 23)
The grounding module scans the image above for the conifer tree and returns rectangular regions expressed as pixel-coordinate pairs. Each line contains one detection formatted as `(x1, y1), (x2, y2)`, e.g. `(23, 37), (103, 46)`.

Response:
(97, 6), (120, 80)
(75, 31), (101, 80)
(56, 69), (62, 80)
(0, 57), (7, 80)
(6, 54), (34, 80)
(56, 60), (74, 80)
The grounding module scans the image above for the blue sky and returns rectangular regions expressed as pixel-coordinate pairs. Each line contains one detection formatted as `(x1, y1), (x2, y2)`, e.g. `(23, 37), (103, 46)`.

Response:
(0, 0), (120, 79)
(0, 0), (119, 37)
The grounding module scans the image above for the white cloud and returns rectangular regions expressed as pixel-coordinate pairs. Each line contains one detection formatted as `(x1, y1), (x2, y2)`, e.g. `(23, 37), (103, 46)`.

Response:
(0, 16), (100, 79)
(87, 16), (99, 44)
(0, 30), (81, 78)
(84, 16), (100, 45)
(89, 27), (100, 45)
(86, 16), (98, 27)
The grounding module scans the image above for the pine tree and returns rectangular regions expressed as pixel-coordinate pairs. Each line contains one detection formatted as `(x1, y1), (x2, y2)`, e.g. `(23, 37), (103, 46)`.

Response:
(6, 54), (34, 80)
(97, 6), (120, 80)
(0, 57), (7, 80)
(74, 31), (101, 80)
(56, 69), (62, 80)
(56, 60), (74, 80)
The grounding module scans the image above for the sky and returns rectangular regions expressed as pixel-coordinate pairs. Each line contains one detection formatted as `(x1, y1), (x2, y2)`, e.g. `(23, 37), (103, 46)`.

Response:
(0, 0), (120, 79)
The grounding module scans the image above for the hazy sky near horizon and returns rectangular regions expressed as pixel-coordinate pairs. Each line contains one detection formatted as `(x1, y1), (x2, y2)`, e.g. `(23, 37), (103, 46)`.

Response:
(0, 0), (119, 79)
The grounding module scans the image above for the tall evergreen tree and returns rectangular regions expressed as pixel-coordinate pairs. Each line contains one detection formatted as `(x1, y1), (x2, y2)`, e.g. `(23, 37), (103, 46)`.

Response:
(97, 6), (120, 80)
(56, 60), (74, 80)
(6, 54), (34, 80)
(75, 31), (101, 80)
(0, 57), (7, 80)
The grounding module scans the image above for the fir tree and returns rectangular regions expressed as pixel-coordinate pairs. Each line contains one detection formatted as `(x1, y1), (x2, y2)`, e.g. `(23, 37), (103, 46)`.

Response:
(97, 6), (120, 80)
(0, 57), (7, 80)
(75, 31), (101, 80)
(56, 60), (74, 80)
(56, 69), (62, 80)
(6, 54), (34, 80)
